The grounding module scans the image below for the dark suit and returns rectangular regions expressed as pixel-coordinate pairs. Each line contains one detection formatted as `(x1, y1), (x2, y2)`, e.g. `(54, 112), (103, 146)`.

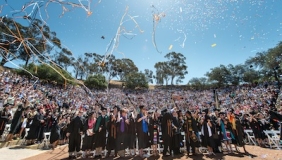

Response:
(68, 116), (84, 153)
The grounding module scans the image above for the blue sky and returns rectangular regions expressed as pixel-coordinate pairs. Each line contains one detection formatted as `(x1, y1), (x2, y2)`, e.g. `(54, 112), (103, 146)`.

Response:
(1, 0), (282, 84)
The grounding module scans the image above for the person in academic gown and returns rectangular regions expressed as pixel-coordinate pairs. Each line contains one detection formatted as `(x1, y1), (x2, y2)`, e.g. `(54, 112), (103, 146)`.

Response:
(161, 108), (174, 157)
(26, 107), (44, 144)
(81, 112), (96, 158)
(183, 110), (199, 156)
(127, 109), (137, 156)
(106, 106), (119, 157)
(148, 110), (160, 156)
(94, 106), (108, 158)
(234, 114), (250, 155)
(6, 103), (24, 141)
(171, 110), (182, 155)
(66, 110), (84, 159)
(116, 108), (129, 157)
(50, 114), (60, 149)
(136, 105), (149, 157)
(268, 109), (282, 141)
(201, 115), (216, 156)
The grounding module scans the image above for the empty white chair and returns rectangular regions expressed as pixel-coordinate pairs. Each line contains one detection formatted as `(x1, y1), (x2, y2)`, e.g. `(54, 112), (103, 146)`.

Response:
(20, 128), (30, 145)
(38, 132), (51, 149)
(264, 130), (281, 150)
(244, 129), (257, 146)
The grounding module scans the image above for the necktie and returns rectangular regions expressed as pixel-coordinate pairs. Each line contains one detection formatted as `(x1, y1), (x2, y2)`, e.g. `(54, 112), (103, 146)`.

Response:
(121, 117), (125, 132)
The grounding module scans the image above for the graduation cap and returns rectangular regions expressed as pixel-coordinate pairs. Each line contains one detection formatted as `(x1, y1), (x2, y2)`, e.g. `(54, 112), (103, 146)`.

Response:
(87, 111), (94, 117)
(113, 105), (120, 111)
(213, 108), (220, 112)
(101, 106), (107, 111)
(203, 108), (209, 114)
(205, 115), (211, 120)
(139, 105), (145, 110)
(228, 108), (234, 113)
(161, 107), (168, 113)
(219, 112), (225, 116)
(3, 103), (10, 107)
(186, 110), (192, 115)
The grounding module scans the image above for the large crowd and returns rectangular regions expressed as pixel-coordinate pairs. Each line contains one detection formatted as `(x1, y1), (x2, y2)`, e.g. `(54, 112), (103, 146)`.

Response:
(0, 69), (282, 159)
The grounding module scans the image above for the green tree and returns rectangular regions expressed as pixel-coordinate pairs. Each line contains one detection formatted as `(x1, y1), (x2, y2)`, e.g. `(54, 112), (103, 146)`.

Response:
(143, 69), (154, 84)
(113, 58), (138, 81)
(0, 18), (62, 66)
(205, 65), (229, 87)
(16, 63), (73, 85)
(188, 77), (208, 90)
(164, 52), (188, 85)
(154, 61), (170, 85)
(84, 74), (107, 90)
(125, 72), (148, 89)
(242, 69), (260, 84)
(54, 48), (73, 71)
(246, 42), (282, 88)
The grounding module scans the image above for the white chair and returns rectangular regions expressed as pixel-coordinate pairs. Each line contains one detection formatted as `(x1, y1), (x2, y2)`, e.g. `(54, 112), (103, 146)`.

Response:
(1, 124), (11, 141)
(244, 129), (257, 145)
(157, 132), (163, 153)
(38, 132), (51, 149)
(264, 130), (281, 150)
(20, 128), (30, 146)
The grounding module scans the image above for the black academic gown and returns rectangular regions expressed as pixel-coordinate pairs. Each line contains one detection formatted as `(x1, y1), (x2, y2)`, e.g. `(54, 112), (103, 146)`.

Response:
(26, 112), (44, 140)
(82, 118), (96, 151)
(67, 116), (84, 153)
(106, 114), (117, 151)
(136, 113), (149, 149)
(201, 120), (215, 148)
(161, 112), (173, 155)
(234, 119), (245, 147)
(94, 115), (108, 149)
(172, 116), (182, 153)
(127, 115), (136, 149)
(148, 117), (159, 145)
(50, 117), (60, 144)
(183, 116), (199, 154)
(9, 105), (24, 134)
(116, 116), (128, 152)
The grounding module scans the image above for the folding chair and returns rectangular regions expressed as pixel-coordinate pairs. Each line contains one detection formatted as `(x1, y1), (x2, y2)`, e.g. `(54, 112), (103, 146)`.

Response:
(180, 131), (186, 152)
(38, 132), (51, 149)
(157, 132), (163, 153)
(1, 124), (11, 141)
(244, 129), (257, 145)
(20, 128), (30, 146)
(264, 130), (281, 150)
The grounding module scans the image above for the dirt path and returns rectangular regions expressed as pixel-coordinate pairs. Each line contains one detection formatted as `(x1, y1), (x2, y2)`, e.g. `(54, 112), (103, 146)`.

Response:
(23, 145), (282, 160)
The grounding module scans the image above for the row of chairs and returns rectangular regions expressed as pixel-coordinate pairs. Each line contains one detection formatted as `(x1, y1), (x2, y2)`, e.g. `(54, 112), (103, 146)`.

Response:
(244, 129), (281, 150)
(1, 124), (51, 150)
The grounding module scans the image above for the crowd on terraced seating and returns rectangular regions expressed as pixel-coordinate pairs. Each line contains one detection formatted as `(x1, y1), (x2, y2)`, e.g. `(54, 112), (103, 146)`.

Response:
(0, 70), (281, 159)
